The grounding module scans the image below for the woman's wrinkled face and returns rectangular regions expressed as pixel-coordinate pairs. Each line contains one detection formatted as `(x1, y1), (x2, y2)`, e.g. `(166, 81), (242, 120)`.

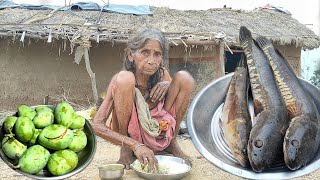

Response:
(128, 39), (163, 76)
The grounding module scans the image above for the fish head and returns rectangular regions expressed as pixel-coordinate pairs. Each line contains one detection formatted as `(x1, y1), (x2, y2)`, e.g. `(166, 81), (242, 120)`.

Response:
(284, 115), (319, 170)
(247, 110), (284, 172)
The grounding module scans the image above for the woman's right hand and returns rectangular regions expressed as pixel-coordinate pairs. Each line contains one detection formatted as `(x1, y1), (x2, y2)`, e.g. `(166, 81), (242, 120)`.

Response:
(133, 144), (158, 172)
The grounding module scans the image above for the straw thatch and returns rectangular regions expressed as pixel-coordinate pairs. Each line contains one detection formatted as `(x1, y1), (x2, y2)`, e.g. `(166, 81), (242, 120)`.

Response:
(0, 7), (319, 49)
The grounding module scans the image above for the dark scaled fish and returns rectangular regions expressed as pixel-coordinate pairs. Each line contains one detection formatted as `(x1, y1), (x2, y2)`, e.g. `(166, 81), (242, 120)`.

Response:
(255, 36), (320, 170)
(239, 26), (289, 172)
(220, 55), (252, 167)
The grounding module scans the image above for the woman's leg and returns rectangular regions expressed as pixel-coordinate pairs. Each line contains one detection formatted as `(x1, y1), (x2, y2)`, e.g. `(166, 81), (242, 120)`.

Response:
(111, 71), (136, 169)
(164, 71), (194, 160)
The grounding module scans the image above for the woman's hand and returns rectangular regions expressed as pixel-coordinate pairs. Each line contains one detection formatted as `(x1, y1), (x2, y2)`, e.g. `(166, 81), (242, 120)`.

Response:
(150, 81), (170, 102)
(133, 144), (158, 172)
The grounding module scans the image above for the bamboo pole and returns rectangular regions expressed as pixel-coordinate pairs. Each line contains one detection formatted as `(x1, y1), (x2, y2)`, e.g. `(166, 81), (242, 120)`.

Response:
(84, 47), (98, 104)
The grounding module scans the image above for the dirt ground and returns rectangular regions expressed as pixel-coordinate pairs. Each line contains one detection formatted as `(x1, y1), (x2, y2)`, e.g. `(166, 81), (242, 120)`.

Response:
(1, 133), (320, 180)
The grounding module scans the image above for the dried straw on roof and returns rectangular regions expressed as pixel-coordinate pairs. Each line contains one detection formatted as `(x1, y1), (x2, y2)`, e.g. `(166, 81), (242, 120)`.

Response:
(0, 7), (319, 49)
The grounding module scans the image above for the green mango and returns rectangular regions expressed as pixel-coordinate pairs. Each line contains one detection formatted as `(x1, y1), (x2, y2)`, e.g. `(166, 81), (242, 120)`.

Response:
(17, 145), (50, 174)
(35, 106), (53, 112)
(2, 136), (27, 160)
(29, 129), (42, 145)
(18, 105), (36, 120)
(3, 116), (17, 134)
(15, 116), (35, 143)
(68, 130), (87, 152)
(33, 110), (54, 129)
(38, 124), (74, 150)
(47, 149), (78, 176)
(69, 114), (85, 130)
(54, 100), (75, 127)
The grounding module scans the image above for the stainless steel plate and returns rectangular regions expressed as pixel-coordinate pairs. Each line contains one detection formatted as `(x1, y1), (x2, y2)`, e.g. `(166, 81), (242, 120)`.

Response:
(187, 73), (320, 179)
(131, 155), (192, 180)
(0, 105), (97, 180)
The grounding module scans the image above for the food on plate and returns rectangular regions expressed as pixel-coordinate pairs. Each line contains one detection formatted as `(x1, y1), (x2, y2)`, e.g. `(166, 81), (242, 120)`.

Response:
(1, 100), (89, 176)
(16, 145), (50, 174)
(68, 130), (87, 152)
(54, 100), (75, 127)
(38, 124), (74, 150)
(15, 116), (35, 143)
(32, 110), (54, 129)
(47, 149), (78, 176)
(2, 136), (27, 160)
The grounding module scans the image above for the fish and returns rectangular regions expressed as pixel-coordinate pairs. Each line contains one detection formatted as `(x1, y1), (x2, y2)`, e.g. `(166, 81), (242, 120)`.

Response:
(220, 55), (252, 167)
(239, 26), (289, 172)
(255, 36), (320, 170)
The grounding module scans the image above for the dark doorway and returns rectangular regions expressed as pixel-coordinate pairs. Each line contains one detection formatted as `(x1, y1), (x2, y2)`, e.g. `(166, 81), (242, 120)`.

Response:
(225, 50), (244, 74)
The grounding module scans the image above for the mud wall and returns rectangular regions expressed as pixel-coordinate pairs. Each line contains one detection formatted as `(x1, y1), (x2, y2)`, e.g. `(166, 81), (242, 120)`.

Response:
(169, 44), (224, 93)
(0, 38), (125, 110)
(274, 44), (301, 76)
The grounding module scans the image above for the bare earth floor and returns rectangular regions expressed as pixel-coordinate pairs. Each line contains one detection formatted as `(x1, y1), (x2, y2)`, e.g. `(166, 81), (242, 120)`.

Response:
(0, 135), (320, 180)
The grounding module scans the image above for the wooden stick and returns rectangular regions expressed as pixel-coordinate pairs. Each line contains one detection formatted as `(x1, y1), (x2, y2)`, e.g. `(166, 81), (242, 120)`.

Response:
(84, 47), (98, 104)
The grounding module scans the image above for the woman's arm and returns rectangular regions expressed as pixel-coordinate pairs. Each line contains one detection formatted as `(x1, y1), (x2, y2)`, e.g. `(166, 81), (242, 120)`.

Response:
(150, 67), (172, 102)
(162, 67), (172, 82)
(93, 97), (158, 170)
(93, 94), (146, 151)
(92, 79), (114, 126)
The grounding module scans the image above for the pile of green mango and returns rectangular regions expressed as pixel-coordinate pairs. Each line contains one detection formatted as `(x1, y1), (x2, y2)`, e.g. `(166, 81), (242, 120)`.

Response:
(1, 100), (88, 176)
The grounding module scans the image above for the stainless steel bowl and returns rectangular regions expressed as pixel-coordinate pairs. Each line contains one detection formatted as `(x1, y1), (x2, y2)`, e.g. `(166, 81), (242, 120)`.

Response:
(99, 164), (125, 180)
(131, 155), (192, 180)
(0, 105), (97, 179)
(187, 73), (320, 179)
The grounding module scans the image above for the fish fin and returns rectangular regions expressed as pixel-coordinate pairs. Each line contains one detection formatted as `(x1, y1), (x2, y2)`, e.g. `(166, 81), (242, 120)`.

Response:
(256, 36), (295, 72)
(256, 36), (300, 84)
(287, 103), (302, 119)
(253, 99), (264, 116)
(255, 36), (273, 50)
(237, 54), (247, 67)
(287, 104), (297, 119)
(239, 26), (253, 45)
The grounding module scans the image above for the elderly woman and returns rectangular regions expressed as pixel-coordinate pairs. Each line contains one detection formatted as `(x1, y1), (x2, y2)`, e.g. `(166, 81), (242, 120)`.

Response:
(92, 28), (194, 170)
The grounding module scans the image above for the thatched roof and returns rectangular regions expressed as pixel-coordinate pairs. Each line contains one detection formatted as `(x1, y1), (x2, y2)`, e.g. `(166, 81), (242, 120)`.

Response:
(0, 7), (319, 49)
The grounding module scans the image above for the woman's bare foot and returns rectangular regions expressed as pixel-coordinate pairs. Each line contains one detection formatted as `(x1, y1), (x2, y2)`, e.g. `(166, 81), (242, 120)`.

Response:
(165, 138), (192, 163)
(117, 146), (134, 169)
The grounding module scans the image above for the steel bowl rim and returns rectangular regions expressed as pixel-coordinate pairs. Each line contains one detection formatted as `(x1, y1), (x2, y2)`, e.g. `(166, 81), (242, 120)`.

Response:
(98, 163), (125, 170)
